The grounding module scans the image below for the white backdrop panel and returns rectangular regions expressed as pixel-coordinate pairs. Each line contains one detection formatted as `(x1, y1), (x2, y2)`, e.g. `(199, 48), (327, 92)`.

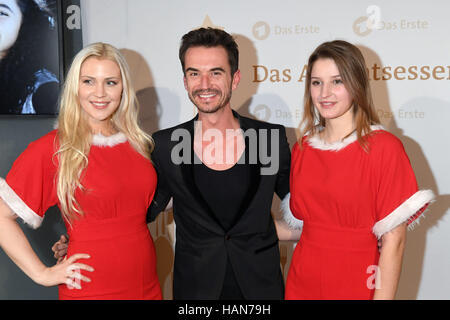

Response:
(80, 0), (450, 299)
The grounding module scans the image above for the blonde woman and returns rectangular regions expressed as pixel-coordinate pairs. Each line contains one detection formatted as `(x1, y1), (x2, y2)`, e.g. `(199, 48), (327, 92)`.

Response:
(0, 42), (161, 299)
(278, 40), (434, 299)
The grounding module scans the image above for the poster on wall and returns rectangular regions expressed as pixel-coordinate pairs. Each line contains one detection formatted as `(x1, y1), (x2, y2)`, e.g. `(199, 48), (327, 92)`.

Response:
(0, 0), (82, 115)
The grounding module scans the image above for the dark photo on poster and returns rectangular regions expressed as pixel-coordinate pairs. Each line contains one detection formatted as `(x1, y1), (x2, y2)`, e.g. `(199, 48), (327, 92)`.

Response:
(0, 0), (60, 115)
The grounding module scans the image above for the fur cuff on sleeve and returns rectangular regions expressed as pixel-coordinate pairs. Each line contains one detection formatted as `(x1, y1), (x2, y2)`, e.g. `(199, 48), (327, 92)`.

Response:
(372, 189), (435, 239)
(0, 178), (43, 229)
(280, 193), (303, 230)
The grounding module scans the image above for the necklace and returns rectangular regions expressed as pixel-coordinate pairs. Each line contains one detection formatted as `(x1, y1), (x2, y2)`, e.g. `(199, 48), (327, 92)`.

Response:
(341, 128), (357, 141)
(321, 127), (356, 143)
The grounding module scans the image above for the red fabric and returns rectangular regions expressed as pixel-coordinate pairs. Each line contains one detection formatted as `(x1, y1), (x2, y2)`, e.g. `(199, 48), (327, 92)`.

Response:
(286, 130), (421, 300)
(6, 131), (58, 217)
(6, 130), (161, 300)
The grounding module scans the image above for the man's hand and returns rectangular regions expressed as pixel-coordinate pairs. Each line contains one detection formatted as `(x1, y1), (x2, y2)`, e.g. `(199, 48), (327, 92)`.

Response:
(52, 235), (69, 263)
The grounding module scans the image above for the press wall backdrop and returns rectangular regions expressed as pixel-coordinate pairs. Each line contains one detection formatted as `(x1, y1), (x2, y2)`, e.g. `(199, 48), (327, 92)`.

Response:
(78, 0), (450, 300)
(83, 0), (449, 300)
(0, 0), (448, 300)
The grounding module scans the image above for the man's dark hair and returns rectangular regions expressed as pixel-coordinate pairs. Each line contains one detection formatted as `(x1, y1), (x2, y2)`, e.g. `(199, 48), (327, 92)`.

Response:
(179, 27), (239, 75)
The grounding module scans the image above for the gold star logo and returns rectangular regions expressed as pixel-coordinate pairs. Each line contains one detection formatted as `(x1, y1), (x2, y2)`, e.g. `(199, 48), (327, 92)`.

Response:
(198, 15), (224, 30)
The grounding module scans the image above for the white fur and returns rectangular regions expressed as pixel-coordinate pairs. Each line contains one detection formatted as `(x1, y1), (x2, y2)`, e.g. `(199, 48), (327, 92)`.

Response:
(0, 178), (43, 229)
(92, 132), (127, 147)
(53, 123), (127, 148)
(307, 125), (385, 151)
(280, 193), (303, 230)
(372, 189), (435, 239)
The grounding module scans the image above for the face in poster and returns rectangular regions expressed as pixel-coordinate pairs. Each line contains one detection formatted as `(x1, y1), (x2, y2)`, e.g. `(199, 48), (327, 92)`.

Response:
(0, 0), (60, 115)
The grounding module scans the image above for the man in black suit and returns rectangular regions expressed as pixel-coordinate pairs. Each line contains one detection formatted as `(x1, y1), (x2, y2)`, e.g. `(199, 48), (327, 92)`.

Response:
(53, 27), (291, 300)
(148, 28), (290, 299)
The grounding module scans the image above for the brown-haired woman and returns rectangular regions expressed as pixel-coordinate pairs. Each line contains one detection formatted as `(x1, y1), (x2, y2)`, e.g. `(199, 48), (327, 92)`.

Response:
(277, 40), (434, 299)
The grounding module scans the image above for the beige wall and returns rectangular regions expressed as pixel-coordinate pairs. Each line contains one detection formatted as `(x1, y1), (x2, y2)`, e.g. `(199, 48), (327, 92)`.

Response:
(81, 0), (450, 299)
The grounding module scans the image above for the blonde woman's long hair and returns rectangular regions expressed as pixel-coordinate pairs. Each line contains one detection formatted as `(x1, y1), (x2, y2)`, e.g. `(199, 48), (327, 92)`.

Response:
(299, 40), (380, 150)
(56, 42), (154, 224)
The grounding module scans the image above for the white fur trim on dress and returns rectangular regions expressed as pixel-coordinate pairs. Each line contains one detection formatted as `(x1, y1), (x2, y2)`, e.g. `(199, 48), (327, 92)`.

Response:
(280, 193), (303, 230)
(307, 125), (385, 151)
(52, 124), (127, 148)
(92, 132), (127, 147)
(372, 189), (435, 239)
(0, 178), (43, 229)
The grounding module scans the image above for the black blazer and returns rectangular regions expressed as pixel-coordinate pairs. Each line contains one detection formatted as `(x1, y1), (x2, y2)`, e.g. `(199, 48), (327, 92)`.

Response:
(147, 110), (290, 299)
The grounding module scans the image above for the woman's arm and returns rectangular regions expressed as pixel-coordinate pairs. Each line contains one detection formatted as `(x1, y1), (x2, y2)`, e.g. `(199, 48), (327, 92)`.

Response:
(274, 218), (302, 241)
(373, 222), (407, 300)
(0, 198), (93, 289)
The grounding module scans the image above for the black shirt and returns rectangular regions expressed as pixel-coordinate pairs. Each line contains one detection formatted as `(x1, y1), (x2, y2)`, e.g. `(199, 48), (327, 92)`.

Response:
(193, 151), (251, 299)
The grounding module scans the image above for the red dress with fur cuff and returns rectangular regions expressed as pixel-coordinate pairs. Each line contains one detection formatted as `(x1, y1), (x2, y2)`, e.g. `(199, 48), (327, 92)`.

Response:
(285, 128), (434, 300)
(0, 130), (161, 300)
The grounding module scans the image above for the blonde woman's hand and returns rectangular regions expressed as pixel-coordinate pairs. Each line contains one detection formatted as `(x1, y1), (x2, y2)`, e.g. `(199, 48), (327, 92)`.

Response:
(36, 253), (94, 289)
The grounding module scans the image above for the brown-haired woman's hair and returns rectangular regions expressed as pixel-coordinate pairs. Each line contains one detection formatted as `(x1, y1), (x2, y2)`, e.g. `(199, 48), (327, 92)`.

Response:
(299, 40), (380, 151)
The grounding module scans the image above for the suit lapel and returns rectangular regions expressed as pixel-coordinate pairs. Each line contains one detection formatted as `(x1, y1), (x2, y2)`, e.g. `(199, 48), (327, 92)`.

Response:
(179, 116), (225, 233)
(228, 111), (263, 232)
(178, 111), (266, 235)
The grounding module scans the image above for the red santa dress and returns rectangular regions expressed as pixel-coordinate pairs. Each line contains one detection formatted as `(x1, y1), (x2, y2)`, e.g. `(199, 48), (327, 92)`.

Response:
(284, 126), (434, 300)
(0, 130), (161, 300)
